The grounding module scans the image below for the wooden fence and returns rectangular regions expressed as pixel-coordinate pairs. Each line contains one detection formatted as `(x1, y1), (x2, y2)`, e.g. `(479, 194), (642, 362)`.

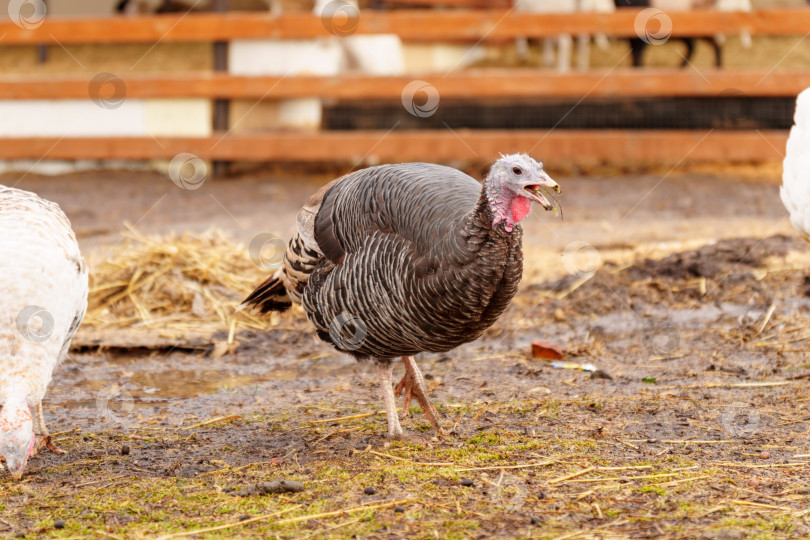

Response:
(0, 9), (806, 165)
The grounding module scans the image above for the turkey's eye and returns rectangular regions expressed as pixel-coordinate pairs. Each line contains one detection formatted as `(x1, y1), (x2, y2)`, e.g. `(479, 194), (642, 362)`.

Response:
(512, 167), (522, 175)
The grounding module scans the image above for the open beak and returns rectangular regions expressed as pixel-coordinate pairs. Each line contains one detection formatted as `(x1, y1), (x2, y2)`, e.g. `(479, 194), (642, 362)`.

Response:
(523, 171), (561, 211)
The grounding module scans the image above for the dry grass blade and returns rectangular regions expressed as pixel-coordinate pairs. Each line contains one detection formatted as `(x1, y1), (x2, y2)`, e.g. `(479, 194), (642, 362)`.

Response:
(367, 450), (454, 467)
(755, 303), (777, 336)
(94, 530), (124, 540)
(180, 415), (242, 431)
(275, 499), (416, 525)
(729, 500), (790, 511)
(308, 412), (381, 424)
(196, 461), (274, 477)
(652, 474), (714, 487)
(616, 439), (639, 450)
(155, 506), (299, 540)
(566, 472), (681, 484)
(455, 460), (556, 472)
(548, 467), (595, 484)
(716, 461), (809, 469)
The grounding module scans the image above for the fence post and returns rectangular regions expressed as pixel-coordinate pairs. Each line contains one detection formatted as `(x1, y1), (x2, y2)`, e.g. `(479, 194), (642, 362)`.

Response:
(37, 0), (48, 63)
(212, 0), (230, 176)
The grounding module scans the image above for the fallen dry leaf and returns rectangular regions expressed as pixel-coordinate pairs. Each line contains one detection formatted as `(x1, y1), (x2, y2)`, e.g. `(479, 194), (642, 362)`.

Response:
(531, 340), (565, 360)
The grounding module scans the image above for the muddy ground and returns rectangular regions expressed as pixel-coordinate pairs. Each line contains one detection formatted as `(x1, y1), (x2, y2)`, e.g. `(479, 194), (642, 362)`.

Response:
(1, 166), (809, 539)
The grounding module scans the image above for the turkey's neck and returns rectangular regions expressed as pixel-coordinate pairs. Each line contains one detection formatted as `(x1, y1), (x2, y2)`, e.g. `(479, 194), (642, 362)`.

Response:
(0, 393), (29, 424)
(484, 181), (530, 232)
(463, 187), (522, 243)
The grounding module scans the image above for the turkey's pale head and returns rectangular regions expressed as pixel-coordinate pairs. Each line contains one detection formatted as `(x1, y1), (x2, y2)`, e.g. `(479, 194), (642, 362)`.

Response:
(0, 402), (35, 480)
(485, 153), (559, 232)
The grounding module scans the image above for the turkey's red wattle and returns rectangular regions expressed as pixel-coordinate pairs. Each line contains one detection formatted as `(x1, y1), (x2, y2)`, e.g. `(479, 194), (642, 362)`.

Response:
(490, 193), (532, 231)
(511, 196), (532, 223)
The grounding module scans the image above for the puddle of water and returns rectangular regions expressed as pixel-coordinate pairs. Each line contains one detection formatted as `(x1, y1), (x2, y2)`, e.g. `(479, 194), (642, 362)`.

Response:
(46, 349), (360, 426)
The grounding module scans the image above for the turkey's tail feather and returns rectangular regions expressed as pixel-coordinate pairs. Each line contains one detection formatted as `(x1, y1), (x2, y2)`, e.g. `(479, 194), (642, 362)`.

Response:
(242, 270), (292, 313)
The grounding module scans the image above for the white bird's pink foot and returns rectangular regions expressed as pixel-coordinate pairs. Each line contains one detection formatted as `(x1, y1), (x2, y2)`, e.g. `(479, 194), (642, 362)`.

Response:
(33, 402), (64, 455)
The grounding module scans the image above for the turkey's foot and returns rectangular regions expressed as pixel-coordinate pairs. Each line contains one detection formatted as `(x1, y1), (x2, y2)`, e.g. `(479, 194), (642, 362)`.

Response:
(394, 356), (444, 435)
(34, 434), (64, 455)
(32, 402), (64, 454)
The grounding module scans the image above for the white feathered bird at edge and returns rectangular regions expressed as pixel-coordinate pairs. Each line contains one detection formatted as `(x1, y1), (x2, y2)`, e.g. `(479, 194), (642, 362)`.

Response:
(0, 186), (88, 479)
(781, 88), (810, 242)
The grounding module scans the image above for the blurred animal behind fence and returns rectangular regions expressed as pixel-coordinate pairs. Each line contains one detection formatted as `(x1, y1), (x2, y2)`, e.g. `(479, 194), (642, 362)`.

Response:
(616, 0), (751, 68)
(115, 0), (270, 14)
(513, 0), (614, 72)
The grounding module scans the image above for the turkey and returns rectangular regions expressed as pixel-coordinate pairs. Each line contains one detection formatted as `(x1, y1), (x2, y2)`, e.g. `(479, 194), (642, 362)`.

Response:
(0, 187), (88, 479)
(781, 87), (810, 241)
(244, 154), (560, 437)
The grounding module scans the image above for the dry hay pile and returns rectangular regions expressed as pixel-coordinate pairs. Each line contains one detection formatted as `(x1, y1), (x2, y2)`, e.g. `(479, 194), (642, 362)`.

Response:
(77, 224), (279, 349)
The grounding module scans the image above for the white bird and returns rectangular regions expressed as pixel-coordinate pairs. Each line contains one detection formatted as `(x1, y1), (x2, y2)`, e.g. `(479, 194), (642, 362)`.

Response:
(0, 186), (88, 479)
(781, 88), (810, 242)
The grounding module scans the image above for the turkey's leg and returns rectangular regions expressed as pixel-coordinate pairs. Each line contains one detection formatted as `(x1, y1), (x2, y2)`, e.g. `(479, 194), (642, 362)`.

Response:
(394, 356), (444, 434)
(33, 401), (64, 455)
(376, 362), (403, 438)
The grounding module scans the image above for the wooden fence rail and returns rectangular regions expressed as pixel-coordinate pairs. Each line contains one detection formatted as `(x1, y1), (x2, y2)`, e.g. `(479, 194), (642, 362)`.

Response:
(0, 131), (787, 163)
(0, 70), (808, 100)
(0, 9), (808, 45)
